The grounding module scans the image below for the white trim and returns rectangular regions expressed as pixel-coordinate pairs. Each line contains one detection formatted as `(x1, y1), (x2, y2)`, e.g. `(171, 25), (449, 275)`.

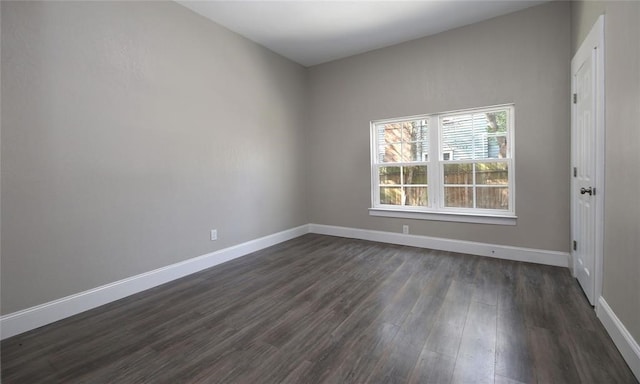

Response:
(570, 15), (605, 307)
(308, 224), (568, 267)
(370, 104), (516, 218)
(593, 15), (605, 311)
(0, 225), (310, 340)
(596, 297), (640, 380)
(0, 222), (571, 340)
(436, 106), (516, 215)
(368, 208), (516, 225)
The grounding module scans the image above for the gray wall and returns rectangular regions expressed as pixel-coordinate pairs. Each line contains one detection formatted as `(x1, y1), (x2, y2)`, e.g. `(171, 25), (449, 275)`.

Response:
(1, 1), (588, 321)
(1, 1), (308, 314)
(572, 0), (640, 345)
(307, 2), (571, 252)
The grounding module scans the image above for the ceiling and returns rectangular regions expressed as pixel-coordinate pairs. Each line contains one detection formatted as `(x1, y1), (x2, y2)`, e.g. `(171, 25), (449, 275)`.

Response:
(178, 1), (548, 67)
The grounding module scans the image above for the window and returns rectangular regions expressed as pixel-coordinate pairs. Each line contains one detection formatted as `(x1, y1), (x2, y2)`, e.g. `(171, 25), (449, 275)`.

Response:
(370, 105), (515, 224)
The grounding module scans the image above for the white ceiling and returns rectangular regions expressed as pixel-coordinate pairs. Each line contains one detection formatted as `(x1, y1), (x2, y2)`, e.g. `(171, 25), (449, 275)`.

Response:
(178, 1), (548, 67)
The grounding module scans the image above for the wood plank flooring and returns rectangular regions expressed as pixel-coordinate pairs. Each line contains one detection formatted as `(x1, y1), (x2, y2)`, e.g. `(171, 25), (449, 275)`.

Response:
(2, 234), (637, 383)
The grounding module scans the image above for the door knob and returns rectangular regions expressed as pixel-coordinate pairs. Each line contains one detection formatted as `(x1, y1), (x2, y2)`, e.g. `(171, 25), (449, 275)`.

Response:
(580, 187), (593, 195)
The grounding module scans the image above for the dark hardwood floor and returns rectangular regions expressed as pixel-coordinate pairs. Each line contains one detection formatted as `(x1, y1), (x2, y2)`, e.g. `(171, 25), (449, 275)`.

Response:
(2, 234), (637, 383)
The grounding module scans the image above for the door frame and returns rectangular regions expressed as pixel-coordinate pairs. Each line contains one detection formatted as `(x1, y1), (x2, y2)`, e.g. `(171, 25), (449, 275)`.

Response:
(571, 15), (605, 308)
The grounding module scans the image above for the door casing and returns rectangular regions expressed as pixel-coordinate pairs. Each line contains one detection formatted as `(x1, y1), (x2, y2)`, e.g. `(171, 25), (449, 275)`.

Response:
(571, 15), (605, 308)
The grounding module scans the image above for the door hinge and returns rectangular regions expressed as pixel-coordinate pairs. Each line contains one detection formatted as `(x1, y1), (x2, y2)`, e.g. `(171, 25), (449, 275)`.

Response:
(573, 167), (577, 177)
(573, 240), (577, 251)
(592, 187), (596, 196)
(573, 93), (577, 104)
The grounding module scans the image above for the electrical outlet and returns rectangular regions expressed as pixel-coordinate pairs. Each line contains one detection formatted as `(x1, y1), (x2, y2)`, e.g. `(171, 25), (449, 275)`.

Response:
(402, 225), (409, 234)
(210, 229), (218, 241)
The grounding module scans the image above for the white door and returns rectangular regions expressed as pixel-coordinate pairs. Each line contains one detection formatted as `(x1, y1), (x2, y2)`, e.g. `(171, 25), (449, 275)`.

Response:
(571, 16), (604, 306)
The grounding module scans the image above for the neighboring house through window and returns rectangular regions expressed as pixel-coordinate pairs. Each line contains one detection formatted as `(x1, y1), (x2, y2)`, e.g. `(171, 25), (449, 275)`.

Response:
(370, 104), (515, 225)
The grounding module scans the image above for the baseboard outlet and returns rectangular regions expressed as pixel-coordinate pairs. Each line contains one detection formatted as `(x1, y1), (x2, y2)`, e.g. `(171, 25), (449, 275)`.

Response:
(597, 297), (640, 380)
(0, 224), (310, 340)
(308, 223), (569, 267)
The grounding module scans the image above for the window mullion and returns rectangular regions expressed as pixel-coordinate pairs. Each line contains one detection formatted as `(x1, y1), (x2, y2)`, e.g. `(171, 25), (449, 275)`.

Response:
(372, 164), (378, 207)
(371, 123), (378, 208)
(472, 163), (477, 209)
(429, 114), (440, 209)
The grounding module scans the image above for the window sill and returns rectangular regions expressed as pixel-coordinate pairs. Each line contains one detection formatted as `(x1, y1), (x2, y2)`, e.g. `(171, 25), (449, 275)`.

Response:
(368, 208), (517, 226)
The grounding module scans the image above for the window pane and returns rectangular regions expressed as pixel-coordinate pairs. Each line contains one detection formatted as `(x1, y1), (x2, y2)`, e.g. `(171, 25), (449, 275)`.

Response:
(485, 111), (508, 158)
(401, 120), (429, 141)
(405, 187), (428, 207)
(405, 141), (429, 162)
(403, 166), (427, 184)
(379, 144), (402, 163)
(444, 187), (473, 208)
(382, 123), (402, 144)
(441, 109), (509, 161)
(476, 162), (508, 185)
(443, 163), (473, 184)
(379, 166), (401, 185)
(476, 186), (509, 209)
(400, 120), (428, 162)
(377, 123), (400, 163)
(377, 120), (428, 163)
(441, 114), (475, 160)
(380, 187), (402, 205)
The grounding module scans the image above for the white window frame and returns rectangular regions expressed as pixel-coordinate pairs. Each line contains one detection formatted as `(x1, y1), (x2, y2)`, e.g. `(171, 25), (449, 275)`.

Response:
(369, 104), (516, 225)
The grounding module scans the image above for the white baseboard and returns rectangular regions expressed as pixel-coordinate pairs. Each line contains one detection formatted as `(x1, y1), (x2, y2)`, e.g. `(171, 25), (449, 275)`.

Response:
(596, 297), (640, 380)
(0, 224), (310, 340)
(308, 223), (569, 267)
(1, 223), (571, 340)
